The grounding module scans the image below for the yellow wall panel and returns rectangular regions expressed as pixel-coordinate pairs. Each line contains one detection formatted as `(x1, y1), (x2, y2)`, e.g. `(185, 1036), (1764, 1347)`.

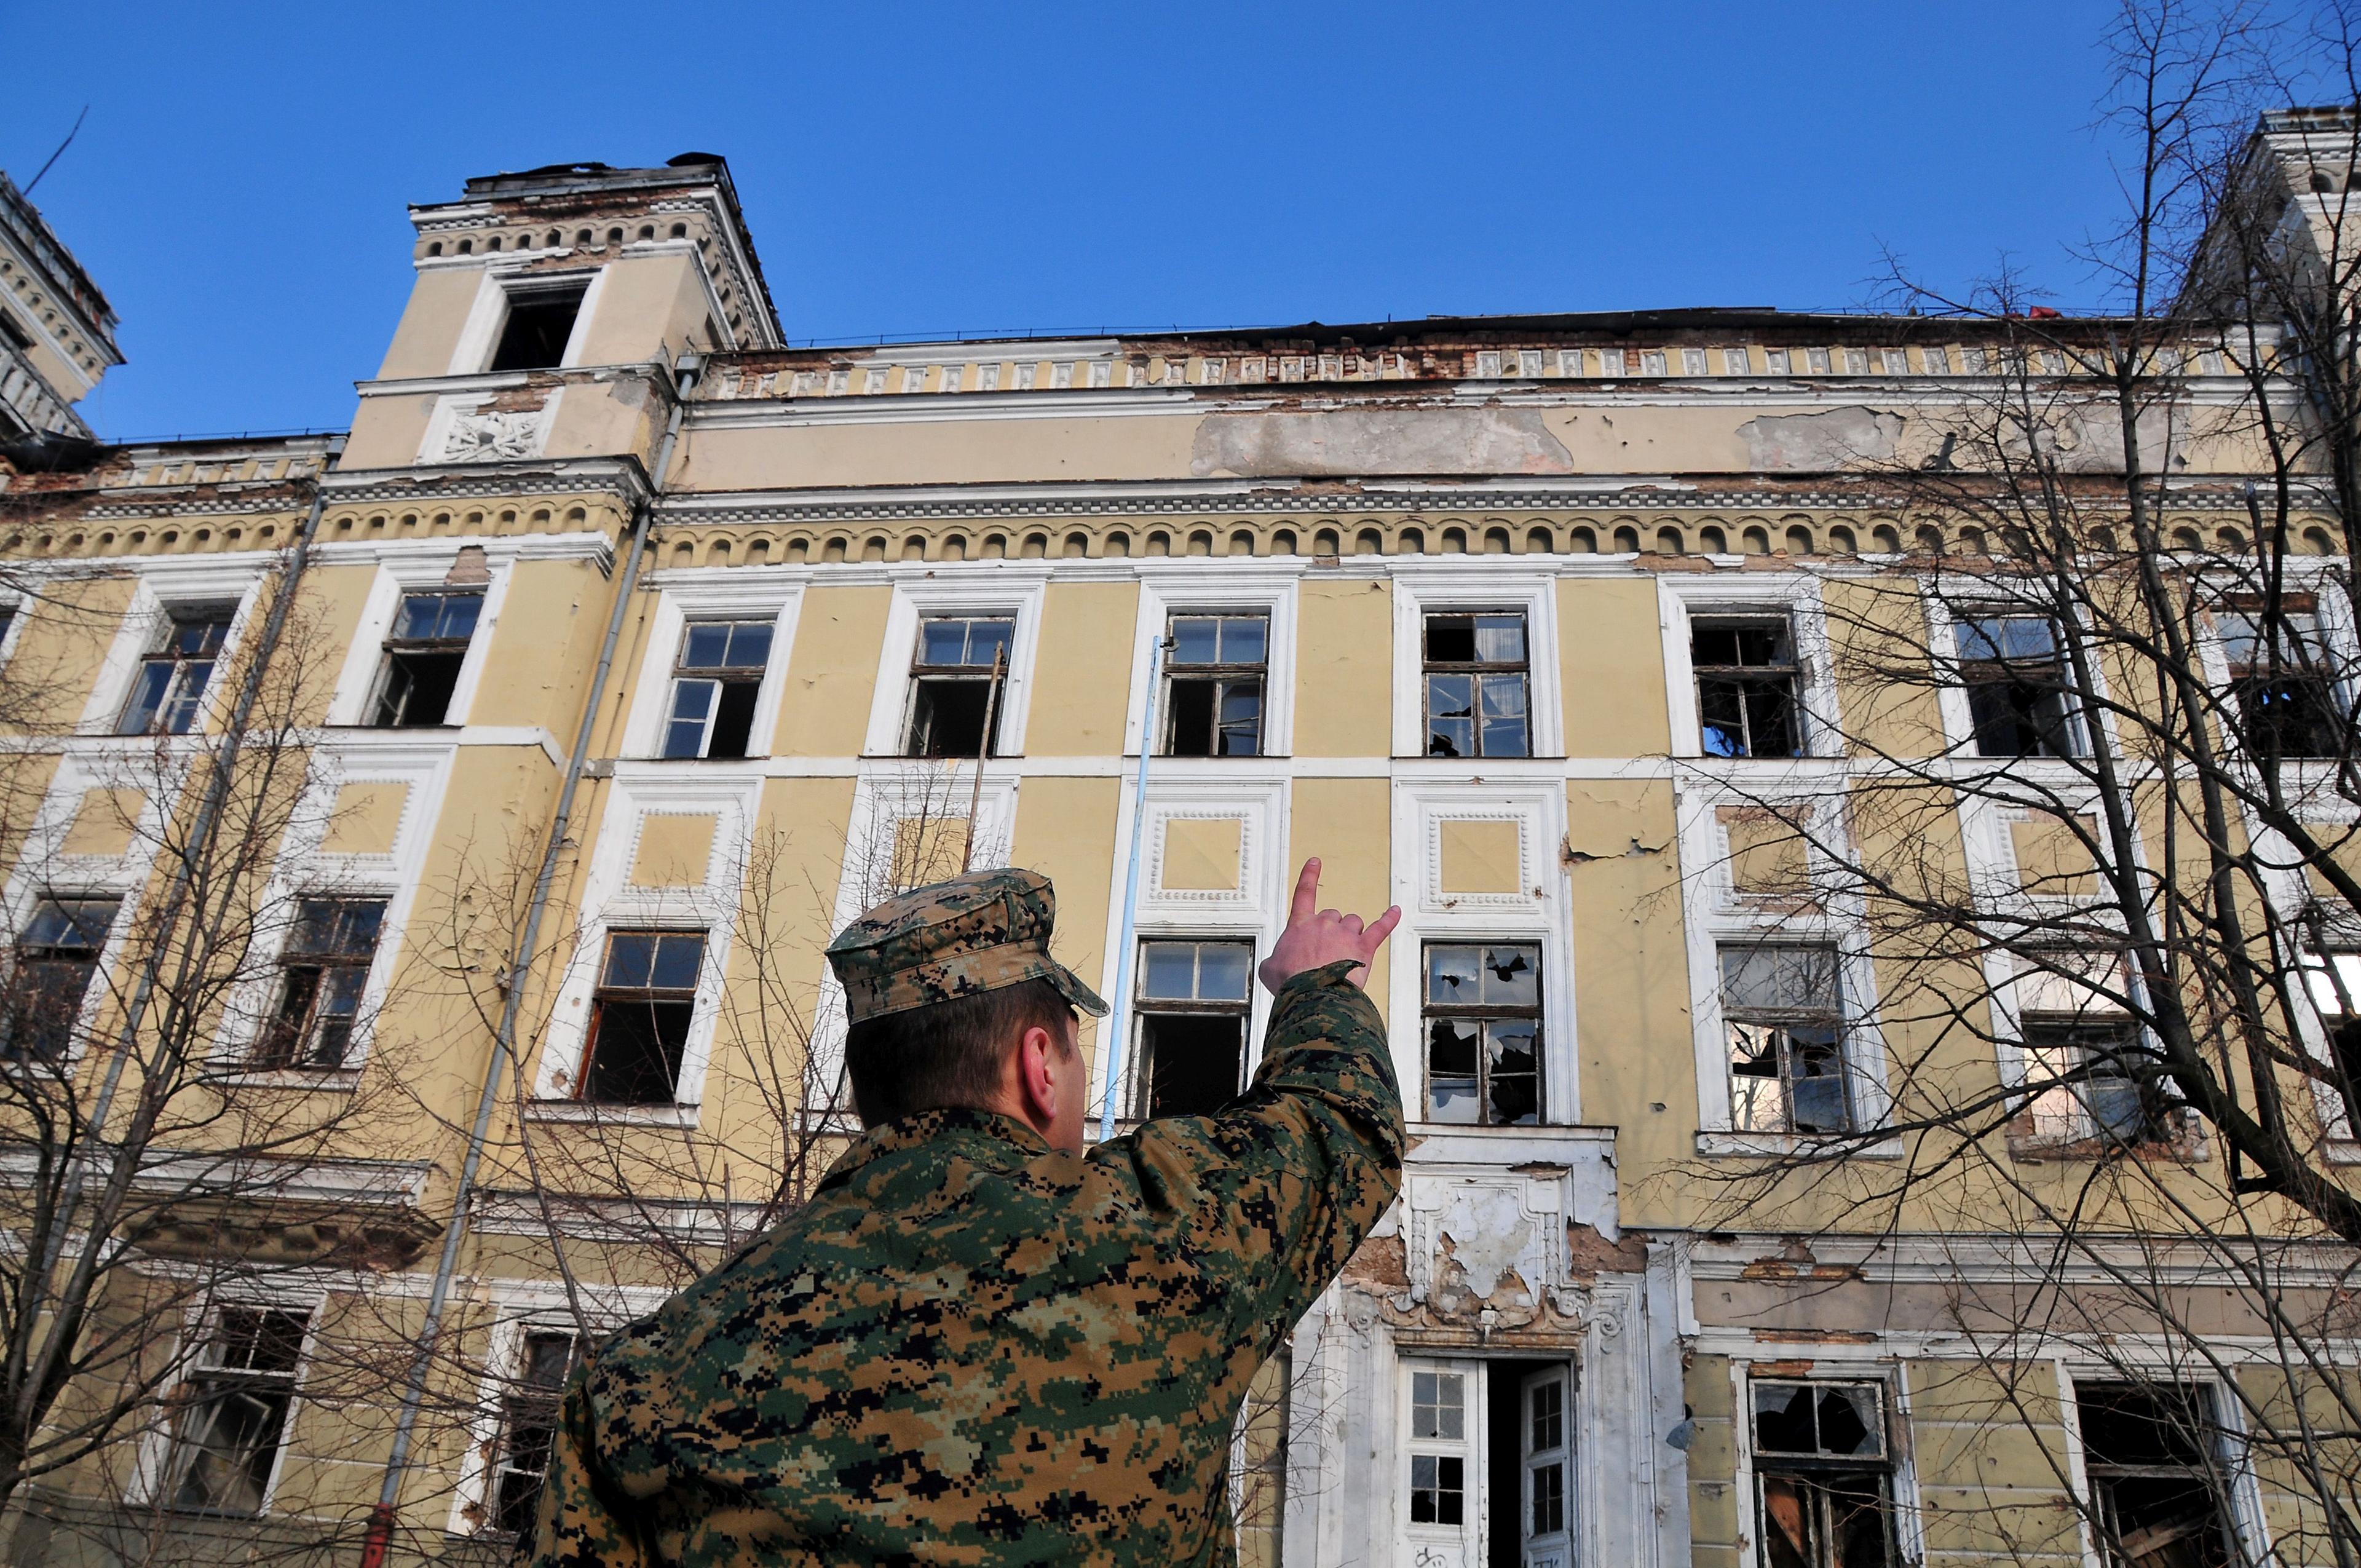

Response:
(1558, 579), (1670, 758)
(772, 585), (891, 758)
(1438, 819), (1521, 894)
(1295, 580), (1392, 757)
(1161, 817), (1242, 892)
(61, 789), (143, 858)
(1010, 777), (1121, 1069)
(1027, 582), (1137, 756)
(1286, 778), (1392, 1015)
(321, 783), (408, 857)
(630, 812), (718, 886)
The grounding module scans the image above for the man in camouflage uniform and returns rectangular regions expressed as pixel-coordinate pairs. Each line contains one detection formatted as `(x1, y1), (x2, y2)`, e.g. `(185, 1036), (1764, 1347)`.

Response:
(531, 857), (1402, 1566)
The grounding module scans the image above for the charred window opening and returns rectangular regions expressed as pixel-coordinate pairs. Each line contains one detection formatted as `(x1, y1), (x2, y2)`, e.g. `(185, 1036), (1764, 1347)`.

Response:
(2218, 605), (2346, 760)
(118, 608), (234, 736)
(258, 898), (386, 1069)
(371, 591), (483, 728)
(1958, 612), (2081, 758)
(2076, 1383), (2234, 1568)
(1132, 940), (1253, 1119)
(490, 1330), (583, 1537)
(165, 1307), (309, 1516)
(663, 619), (773, 759)
(1423, 943), (1542, 1125)
(487, 282), (588, 373)
(2, 897), (119, 1062)
(1694, 616), (1803, 758)
(580, 930), (705, 1104)
(1423, 613), (1529, 758)
(1751, 1380), (1894, 1568)
(904, 617), (1014, 758)
(1722, 944), (1853, 1134)
(1164, 614), (1267, 757)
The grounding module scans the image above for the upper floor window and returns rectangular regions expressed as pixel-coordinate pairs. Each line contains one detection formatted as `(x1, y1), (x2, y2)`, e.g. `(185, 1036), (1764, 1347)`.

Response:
(2, 897), (119, 1062)
(371, 592), (483, 728)
(258, 898), (387, 1070)
(1423, 942), (1541, 1125)
(580, 930), (705, 1103)
(1423, 613), (1529, 759)
(487, 280), (588, 373)
(1693, 616), (1803, 758)
(1722, 943), (1853, 1134)
(663, 619), (772, 759)
(2218, 606), (2344, 759)
(1164, 614), (1267, 758)
(904, 617), (1013, 758)
(165, 1307), (309, 1516)
(1131, 939), (1254, 1119)
(1751, 1380), (1895, 1568)
(118, 608), (234, 736)
(1958, 613), (2079, 758)
(490, 1329), (583, 1537)
(2022, 1016), (2170, 1146)
(2076, 1383), (2232, 1568)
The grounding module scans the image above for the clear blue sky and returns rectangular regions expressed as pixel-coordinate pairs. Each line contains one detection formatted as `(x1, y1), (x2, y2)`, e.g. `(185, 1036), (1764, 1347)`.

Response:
(4, 1), (2188, 442)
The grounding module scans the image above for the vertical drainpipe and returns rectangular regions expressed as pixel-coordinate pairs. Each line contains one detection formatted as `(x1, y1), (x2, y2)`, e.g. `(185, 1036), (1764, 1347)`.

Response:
(1097, 635), (1171, 1143)
(359, 353), (702, 1568)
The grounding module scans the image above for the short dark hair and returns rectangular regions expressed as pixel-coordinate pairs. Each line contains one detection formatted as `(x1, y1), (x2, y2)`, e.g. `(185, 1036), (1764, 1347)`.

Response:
(843, 978), (1076, 1128)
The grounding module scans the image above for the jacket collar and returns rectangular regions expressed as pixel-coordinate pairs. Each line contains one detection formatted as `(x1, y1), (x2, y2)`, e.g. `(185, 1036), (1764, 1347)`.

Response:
(817, 1106), (1053, 1190)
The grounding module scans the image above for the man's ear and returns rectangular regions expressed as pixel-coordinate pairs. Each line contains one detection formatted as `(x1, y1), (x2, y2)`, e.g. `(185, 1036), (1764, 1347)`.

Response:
(1014, 1023), (1061, 1134)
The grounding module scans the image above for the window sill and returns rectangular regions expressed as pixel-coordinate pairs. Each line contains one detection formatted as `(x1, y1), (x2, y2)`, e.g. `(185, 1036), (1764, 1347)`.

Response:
(522, 1099), (701, 1128)
(1694, 1130), (1903, 1160)
(2005, 1131), (2204, 1164)
(212, 1067), (363, 1093)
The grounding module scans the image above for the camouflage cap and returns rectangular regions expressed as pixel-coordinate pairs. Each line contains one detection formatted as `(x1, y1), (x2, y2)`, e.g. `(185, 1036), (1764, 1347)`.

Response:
(826, 867), (1110, 1024)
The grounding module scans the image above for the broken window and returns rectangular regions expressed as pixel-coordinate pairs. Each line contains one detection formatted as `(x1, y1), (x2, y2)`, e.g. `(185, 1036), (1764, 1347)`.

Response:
(487, 282), (588, 373)
(165, 1307), (309, 1516)
(1423, 612), (1529, 759)
(1722, 944), (1853, 1134)
(370, 591), (483, 728)
(1751, 1380), (1894, 1568)
(489, 1329), (583, 1537)
(1958, 613), (2080, 758)
(2217, 606), (2345, 760)
(118, 608), (234, 735)
(904, 617), (1013, 758)
(662, 619), (772, 759)
(2076, 1383), (2233, 1568)
(2303, 951), (2361, 1130)
(1131, 939), (1254, 1119)
(1163, 614), (1266, 757)
(2014, 952), (2171, 1146)
(1694, 616), (1804, 758)
(1, 897), (119, 1062)
(580, 930), (705, 1104)
(1423, 942), (1542, 1125)
(256, 898), (386, 1069)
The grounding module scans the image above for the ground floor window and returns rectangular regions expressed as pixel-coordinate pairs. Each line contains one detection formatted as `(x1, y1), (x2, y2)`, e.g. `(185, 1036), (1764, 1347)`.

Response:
(1401, 1355), (1573, 1568)
(1751, 1378), (1895, 1568)
(164, 1307), (309, 1516)
(2076, 1382), (2234, 1568)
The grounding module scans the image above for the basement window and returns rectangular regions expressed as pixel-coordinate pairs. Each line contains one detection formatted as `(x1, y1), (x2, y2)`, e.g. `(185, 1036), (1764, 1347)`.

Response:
(487, 282), (588, 373)
(1751, 1380), (1895, 1568)
(2076, 1383), (2234, 1568)
(904, 616), (1014, 758)
(1131, 939), (1254, 1119)
(662, 619), (772, 759)
(371, 591), (483, 727)
(580, 930), (705, 1104)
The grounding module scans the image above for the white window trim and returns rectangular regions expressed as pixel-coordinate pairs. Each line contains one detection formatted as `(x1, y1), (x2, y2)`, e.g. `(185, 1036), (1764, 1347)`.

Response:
(619, 575), (804, 760)
(1922, 577), (2119, 765)
(445, 264), (609, 376)
(1728, 1361), (1923, 1568)
(447, 1311), (607, 1539)
(325, 550), (518, 729)
(1120, 569), (1299, 759)
(861, 574), (1049, 758)
(1391, 568), (1564, 760)
(1657, 574), (1843, 762)
(2055, 1360), (2274, 1568)
(129, 1294), (322, 1517)
(76, 563), (267, 738)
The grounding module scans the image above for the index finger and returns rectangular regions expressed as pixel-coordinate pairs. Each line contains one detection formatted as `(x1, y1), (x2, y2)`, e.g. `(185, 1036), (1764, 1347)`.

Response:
(1289, 857), (1322, 922)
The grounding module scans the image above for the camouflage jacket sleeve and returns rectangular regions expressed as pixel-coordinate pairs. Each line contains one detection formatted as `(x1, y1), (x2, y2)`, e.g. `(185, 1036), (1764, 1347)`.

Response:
(526, 1357), (649, 1568)
(1092, 958), (1405, 1349)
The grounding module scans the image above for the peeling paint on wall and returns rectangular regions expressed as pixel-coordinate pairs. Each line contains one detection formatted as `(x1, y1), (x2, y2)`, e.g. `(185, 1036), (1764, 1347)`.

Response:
(1736, 405), (1905, 470)
(1190, 406), (1576, 478)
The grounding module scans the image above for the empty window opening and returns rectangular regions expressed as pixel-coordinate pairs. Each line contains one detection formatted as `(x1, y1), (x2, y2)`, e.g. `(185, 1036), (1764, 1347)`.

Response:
(165, 1307), (309, 1516)
(487, 282), (588, 373)
(0, 311), (31, 352)
(1487, 1360), (1573, 1568)
(1423, 943), (1542, 1125)
(1751, 1379), (1896, 1568)
(904, 617), (1014, 758)
(2, 897), (119, 1062)
(258, 898), (386, 1069)
(1423, 612), (1530, 759)
(1958, 612), (2080, 758)
(580, 930), (705, 1103)
(663, 619), (772, 759)
(2076, 1383), (2233, 1568)
(1722, 944), (1853, 1133)
(1695, 616), (1804, 758)
(491, 1329), (583, 1537)
(1132, 940), (1253, 1119)
(2022, 1016), (2170, 1146)
(371, 590), (483, 727)
(2218, 606), (2344, 760)
(118, 608), (234, 735)
(1165, 614), (1267, 757)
